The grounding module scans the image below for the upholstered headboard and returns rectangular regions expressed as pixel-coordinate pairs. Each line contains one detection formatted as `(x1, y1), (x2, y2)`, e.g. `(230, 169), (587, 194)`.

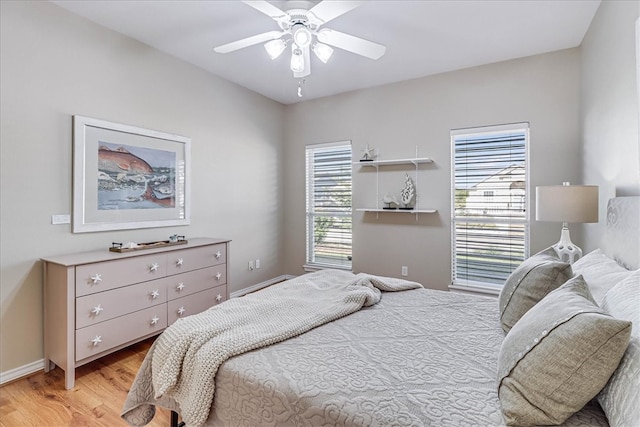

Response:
(602, 196), (640, 270)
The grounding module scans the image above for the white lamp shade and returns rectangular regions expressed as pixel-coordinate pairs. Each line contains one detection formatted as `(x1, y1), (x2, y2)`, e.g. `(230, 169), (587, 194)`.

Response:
(536, 184), (599, 223)
(290, 47), (304, 73)
(312, 42), (334, 63)
(264, 39), (286, 60)
(292, 24), (312, 48)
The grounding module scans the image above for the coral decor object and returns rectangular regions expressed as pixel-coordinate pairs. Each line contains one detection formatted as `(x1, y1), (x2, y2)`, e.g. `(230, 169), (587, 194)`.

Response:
(400, 174), (415, 209)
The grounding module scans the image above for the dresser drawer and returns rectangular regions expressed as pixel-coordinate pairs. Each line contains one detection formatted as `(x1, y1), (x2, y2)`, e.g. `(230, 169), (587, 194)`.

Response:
(167, 286), (226, 325)
(76, 254), (168, 297)
(166, 244), (226, 275)
(76, 278), (169, 329)
(76, 305), (167, 361)
(167, 265), (227, 301)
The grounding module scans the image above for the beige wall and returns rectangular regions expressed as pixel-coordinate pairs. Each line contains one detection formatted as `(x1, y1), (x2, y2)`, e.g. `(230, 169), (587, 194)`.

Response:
(283, 50), (582, 289)
(0, 2), (285, 373)
(579, 0), (640, 251)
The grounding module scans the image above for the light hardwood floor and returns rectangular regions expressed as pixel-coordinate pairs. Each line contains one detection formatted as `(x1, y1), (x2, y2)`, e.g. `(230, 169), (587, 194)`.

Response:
(0, 337), (172, 427)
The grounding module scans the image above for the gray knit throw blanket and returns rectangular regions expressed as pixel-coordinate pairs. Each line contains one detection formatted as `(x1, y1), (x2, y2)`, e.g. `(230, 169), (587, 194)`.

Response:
(150, 269), (422, 426)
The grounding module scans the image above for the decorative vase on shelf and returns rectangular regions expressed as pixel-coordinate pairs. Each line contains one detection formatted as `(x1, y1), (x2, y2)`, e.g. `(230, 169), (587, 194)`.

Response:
(399, 173), (415, 209)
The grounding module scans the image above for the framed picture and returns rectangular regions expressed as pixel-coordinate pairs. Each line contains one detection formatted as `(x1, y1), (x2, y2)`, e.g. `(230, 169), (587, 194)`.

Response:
(73, 115), (191, 233)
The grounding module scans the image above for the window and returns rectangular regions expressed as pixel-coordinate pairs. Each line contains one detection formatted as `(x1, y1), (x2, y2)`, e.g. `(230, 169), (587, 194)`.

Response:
(451, 123), (529, 292)
(305, 141), (352, 269)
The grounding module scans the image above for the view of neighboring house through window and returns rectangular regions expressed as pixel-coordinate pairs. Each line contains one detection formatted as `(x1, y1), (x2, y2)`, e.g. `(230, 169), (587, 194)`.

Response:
(451, 123), (529, 291)
(305, 141), (352, 269)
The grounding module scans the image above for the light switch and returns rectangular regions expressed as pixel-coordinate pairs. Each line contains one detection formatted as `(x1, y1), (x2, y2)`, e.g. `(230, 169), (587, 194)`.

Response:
(52, 214), (71, 224)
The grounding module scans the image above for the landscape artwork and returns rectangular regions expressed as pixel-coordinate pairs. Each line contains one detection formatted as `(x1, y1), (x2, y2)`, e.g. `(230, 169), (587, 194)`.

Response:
(97, 141), (176, 210)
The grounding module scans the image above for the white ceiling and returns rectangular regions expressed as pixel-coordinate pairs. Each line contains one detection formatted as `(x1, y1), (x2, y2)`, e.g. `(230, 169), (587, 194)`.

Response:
(52, 0), (600, 105)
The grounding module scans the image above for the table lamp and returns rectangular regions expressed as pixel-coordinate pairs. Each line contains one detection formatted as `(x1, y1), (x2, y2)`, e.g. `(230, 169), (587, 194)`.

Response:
(536, 182), (599, 263)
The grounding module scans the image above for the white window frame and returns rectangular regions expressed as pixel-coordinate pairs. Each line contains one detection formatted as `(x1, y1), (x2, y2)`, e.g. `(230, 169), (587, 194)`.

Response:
(304, 141), (352, 271)
(450, 123), (530, 295)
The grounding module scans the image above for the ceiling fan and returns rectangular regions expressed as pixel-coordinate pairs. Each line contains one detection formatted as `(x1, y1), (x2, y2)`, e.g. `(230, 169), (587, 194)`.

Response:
(213, 0), (386, 79)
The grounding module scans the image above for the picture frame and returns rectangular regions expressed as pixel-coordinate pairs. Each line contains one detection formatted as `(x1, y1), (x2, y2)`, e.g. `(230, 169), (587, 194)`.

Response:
(73, 115), (191, 233)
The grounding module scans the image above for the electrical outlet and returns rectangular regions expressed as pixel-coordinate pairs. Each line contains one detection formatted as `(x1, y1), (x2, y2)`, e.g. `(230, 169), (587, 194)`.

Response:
(401, 266), (408, 277)
(255, 259), (261, 269)
(248, 261), (254, 271)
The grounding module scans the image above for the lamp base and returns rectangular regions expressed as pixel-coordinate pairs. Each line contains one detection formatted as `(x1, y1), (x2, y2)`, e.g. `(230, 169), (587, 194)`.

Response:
(552, 224), (582, 264)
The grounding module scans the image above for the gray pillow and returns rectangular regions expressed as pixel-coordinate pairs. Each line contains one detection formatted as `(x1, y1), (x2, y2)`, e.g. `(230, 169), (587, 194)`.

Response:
(497, 275), (631, 426)
(598, 270), (640, 427)
(499, 247), (572, 332)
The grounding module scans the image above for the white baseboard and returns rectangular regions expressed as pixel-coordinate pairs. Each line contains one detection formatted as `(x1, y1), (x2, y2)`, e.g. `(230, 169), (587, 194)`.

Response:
(0, 359), (44, 385)
(230, 274), (295, 298)
(1, 275), (297, 386)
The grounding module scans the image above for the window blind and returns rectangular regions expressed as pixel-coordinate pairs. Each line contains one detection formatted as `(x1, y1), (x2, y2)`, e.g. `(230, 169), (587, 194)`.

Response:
(305, 141), (352, 269)
(451, 124), (529, 288)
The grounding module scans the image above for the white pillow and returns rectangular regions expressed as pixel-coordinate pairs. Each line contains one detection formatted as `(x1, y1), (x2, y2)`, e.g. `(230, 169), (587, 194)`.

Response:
(598, 271), (640, 427)
(571, 249), (634, 304)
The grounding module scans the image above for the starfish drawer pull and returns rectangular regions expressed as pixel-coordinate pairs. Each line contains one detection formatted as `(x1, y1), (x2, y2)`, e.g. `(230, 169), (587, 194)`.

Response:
(150, 289), (160, 299)
(215, 272), (222, 281)
(176, 258), (184, 266)
(90, 274), (102, 284)
(216, 294), (223, 303)
(149, 262), (159, 272)
(91, 304), (104, 315)
(91, 336), (102, 346)
(177, 306), (186, 316)
(215, 251), (222, 259)
(150, 316), (160, 325)
(176, 282), (185, 291)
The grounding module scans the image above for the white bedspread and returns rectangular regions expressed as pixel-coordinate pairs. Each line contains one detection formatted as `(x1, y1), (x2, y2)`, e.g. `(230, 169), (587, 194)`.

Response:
(123, 270), (422, 426)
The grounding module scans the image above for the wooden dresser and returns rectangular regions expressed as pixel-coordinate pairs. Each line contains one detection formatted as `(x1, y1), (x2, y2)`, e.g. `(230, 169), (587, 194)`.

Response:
(42, 237), (230, 389)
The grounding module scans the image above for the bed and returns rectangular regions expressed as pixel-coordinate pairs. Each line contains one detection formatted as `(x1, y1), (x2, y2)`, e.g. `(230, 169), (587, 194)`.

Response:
(122, 196), (639, 427)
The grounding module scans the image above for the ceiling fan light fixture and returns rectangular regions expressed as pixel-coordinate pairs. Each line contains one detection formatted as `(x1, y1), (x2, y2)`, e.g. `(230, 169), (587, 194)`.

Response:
(292, 24), (312, 48)
(214, 0), (386, 88)
(290, 47), (304, 73)
(264, 38), (287, 59)
(312, 42), (333, 63)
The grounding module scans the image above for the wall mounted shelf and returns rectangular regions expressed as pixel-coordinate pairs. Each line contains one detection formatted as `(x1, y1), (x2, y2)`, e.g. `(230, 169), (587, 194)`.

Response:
(353, 149), (436, 220)
(353, 157), (433, 168)
(356, 208), (437, 213)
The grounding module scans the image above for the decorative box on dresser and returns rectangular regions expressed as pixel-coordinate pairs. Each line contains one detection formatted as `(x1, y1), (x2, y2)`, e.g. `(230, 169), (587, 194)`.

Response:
(42, 237), (230, 389)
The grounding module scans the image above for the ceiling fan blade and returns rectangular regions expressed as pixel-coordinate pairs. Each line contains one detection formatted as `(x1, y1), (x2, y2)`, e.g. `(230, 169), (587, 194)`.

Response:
(214, 30), (284, 53)
(242, 1), (287, 21)
(294, 45), (311, 78)
(317, 28), (386, 60)
(308, 1), (361, 26)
